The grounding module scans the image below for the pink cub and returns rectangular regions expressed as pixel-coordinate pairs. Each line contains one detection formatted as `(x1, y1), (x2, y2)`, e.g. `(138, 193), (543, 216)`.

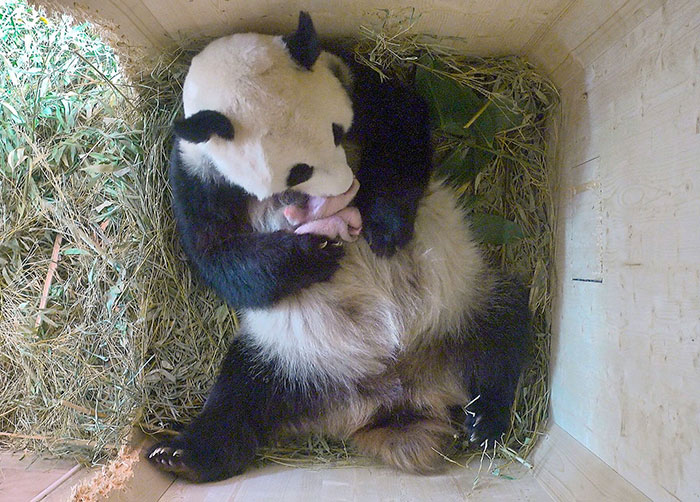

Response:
(284, 179), (362, 242)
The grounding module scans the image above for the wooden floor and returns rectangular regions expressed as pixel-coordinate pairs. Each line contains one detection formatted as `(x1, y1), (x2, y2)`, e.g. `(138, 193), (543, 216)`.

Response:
(1, 451), (551, 502)
(0, 452), (89, 502)
(0, 425), (651, 501)
(160, 462), (549, 502)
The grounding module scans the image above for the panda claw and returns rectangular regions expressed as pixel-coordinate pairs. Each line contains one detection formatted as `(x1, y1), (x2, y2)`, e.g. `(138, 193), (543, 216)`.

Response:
(146, 437), (254, 483)
(319, 240), (328, 249)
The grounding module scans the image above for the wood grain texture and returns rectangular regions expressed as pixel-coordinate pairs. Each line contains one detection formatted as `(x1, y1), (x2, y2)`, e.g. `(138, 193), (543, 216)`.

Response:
(33, 0), (572, 56)
(0, 451), (79, 501)
(158, 460), (551, 502)
(531, 1), (700, 501)
(66, 437), (175, 502)
(98, 453), (175, 502)
(531, 424), (651, 502)
(41, 466), (94, 502)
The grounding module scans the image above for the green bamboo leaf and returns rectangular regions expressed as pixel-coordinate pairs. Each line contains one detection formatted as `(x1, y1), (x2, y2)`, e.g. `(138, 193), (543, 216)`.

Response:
(414, 56), (523, 146)
(459, 193), (481, 210)
(473, 95), (523, 146)
(414, 56), (483, 138)
(437, 146), (494, 184)
(471, 213), (524, 245)
(1, 101), (23, 123)
(62, 248), (90, 255)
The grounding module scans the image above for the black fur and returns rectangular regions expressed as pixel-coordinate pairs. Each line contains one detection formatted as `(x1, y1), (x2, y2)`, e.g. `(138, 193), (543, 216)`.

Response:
(174, 110), (234, 143)
(332, 123), (344, 146)
(328, 44), (433, 257)
(367, 405), (430, 430)
(462, 273), (532, 444)
(283, 11), (320, 70)
(286, 163), (314, 187)
(170, 148), (343, 309)
(147, 335), (331, 482)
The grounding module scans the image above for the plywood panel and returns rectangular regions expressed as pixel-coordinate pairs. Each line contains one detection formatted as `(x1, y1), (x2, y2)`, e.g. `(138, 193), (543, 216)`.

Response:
(0, 451), (80, 501)
(158, 461), (552, 502)
(35, 0), (572, 57)
(66, 438), (175, 502)
(527, 0), (667, 87)
(43, 0), (171, 50)
(42, 466), (95, 502)
(564, 156), (603, 282)
(540, 1), (700, 501)
(531, 424), (651, 501)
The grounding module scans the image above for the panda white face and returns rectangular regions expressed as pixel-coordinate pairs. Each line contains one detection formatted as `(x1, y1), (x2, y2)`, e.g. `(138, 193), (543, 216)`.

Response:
(176, 19), (354, 200)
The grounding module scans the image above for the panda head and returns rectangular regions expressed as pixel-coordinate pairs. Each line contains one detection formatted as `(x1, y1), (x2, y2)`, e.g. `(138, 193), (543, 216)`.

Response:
(175, 12), (355, 200)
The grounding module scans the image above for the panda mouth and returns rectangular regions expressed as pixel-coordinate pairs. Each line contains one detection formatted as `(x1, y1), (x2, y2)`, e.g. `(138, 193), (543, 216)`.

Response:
(283, 178), (362, 242)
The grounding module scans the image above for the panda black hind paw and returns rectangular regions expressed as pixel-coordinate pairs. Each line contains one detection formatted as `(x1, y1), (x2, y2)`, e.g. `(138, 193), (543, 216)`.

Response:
(145, 435), (251, 483)
(147, 440), (206, 482)
(463, 408), (510, 447)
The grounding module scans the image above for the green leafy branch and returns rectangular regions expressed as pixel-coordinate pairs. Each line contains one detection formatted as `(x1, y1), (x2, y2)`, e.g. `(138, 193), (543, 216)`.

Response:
(413, 55), (525, 246)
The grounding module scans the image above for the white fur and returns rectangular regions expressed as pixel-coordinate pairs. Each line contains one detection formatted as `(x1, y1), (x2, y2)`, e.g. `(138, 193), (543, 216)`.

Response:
(242, 181), (489, 386)
(181, 34), (354, 199)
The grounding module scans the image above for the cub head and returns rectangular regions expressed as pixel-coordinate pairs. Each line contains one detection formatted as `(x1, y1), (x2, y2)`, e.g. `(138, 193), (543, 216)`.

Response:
(175, 11), (354, 200)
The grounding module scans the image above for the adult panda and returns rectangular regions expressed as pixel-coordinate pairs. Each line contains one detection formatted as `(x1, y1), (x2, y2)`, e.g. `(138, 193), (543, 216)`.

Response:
(147, 12), (532, 482)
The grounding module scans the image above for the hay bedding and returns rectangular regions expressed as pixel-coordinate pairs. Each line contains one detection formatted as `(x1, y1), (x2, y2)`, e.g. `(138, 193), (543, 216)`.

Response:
(0, 2), (557, 471)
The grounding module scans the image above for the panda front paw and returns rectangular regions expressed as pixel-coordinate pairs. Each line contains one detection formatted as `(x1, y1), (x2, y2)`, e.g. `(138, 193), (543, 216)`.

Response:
(295, 233), (345, 282)
(299, 234), (345, 264)
(361, 199), (415, 257)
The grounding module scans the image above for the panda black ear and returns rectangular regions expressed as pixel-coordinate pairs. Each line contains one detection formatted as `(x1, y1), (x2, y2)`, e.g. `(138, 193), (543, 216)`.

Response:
(173, 110), (234, 143)
(283, 11), (320, 70)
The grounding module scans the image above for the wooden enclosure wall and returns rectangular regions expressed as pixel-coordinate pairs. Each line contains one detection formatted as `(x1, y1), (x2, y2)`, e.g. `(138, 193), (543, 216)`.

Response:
(38, 0), (570, 56)
(527, 2), (700, 501)
(31, 1), (700, 501)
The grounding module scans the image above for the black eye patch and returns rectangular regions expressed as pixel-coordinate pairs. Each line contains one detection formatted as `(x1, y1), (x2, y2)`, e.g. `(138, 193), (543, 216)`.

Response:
(332, 123), (345, 146)
(287, 163), (314, 187)
(173, 110), (234, 143)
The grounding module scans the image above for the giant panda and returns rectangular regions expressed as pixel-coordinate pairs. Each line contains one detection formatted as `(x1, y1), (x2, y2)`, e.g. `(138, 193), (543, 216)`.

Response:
(146, 11), (532, 483)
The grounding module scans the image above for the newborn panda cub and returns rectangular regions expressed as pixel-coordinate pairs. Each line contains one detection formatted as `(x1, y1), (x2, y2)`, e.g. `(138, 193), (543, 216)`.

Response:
(147, 11), (532, 482)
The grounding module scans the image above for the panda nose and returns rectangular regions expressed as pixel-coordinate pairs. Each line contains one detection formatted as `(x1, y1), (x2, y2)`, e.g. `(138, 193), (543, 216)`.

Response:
(287, 163), (314, 187)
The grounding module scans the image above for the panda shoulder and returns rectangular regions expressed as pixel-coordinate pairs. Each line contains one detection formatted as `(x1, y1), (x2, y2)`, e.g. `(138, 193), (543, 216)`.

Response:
(171, 137), (221, 184)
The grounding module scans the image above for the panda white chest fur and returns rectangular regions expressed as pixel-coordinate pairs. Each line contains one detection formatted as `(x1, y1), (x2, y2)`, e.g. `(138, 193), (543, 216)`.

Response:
(243, 181), (489, 387)
(147, 11), (532, 483)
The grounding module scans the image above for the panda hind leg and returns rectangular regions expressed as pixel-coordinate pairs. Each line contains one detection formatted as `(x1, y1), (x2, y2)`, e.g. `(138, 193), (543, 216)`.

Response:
(146, 336), (312, 482)
(350, 407), (455, 474)
(145, 346), (261, 483)
(459, 273), (533, 447)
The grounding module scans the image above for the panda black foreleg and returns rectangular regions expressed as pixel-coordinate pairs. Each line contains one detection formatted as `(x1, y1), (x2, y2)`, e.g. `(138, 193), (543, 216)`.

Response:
(190, 230), (345, 309)
(146, 335), (320, 482)
(461, 274), (533, 446)
(350, 80), (434, 257)
(170, 156), (346, 309)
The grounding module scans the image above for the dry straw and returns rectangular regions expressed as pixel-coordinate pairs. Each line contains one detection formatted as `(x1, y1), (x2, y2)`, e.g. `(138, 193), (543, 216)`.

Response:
(1, 3), (558, 471)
